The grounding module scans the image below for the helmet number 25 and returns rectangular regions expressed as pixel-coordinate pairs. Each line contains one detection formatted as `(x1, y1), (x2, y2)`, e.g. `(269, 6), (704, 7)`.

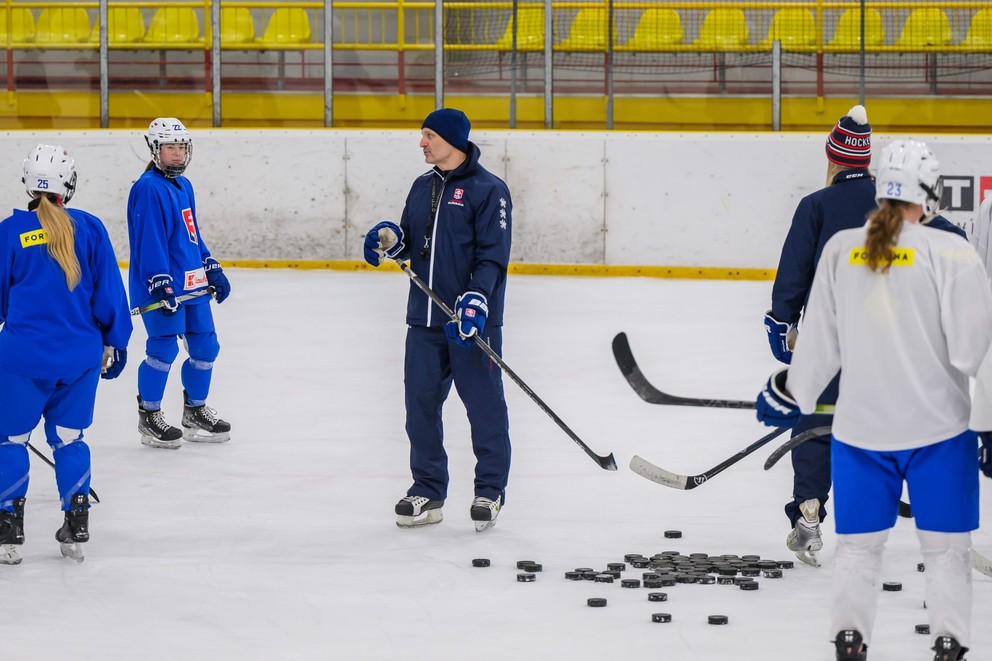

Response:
(36, 179), (49, 189)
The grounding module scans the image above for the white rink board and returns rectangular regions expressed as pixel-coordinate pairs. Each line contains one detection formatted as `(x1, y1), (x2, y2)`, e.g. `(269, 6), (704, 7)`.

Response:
(1, 129), (991, 269)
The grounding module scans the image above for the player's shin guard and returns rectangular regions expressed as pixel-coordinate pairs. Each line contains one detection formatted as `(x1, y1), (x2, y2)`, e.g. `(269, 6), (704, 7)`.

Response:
(180, 357), (213, 404)
(832, 530), (888, 648)
(137, 357), (172, 407)
(918, 530), (972, 651)
(50, 434), (91, 510)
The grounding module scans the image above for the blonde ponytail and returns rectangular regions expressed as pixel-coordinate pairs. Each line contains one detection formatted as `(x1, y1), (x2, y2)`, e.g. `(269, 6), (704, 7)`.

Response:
(864, 199), (905, 273)
(36, 195), (81, 290)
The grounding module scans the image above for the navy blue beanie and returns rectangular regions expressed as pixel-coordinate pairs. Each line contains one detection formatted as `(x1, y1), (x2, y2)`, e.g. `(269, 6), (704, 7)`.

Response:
(422, 108), (471, 153)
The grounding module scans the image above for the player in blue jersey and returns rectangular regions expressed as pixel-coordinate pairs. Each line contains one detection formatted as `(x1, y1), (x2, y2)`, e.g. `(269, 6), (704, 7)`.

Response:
(0, 144), (131, 564)
(363, 108), (513, 532)
(127, 117), (232, 449)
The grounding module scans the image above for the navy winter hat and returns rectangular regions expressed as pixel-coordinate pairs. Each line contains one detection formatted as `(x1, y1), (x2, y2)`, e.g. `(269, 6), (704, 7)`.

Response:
(825, 104), (871, 169)
(422, 108), (471, 153)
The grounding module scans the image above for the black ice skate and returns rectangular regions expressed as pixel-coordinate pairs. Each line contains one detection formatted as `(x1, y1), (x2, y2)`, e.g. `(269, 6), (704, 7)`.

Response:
(181, 391), (231, 443)
(933, 636), (968, 661)
(835, 630), (867, 661)
(0, 497), (26, 565)
(395, 496), (443, 528)
(56, 493), (88, 563)
(138, 396), (183, 449)
(470, 495), (501, 533)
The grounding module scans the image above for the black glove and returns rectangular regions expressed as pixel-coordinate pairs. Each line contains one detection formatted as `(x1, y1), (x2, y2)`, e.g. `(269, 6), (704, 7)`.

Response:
(979, 431), (992, 479)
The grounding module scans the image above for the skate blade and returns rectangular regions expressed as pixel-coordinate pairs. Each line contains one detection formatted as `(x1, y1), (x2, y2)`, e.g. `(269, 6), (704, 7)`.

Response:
(0, 544), (23, 565)
(474, 520), (497, 533)
(396, 510), (443, 528)
(794, 549), (821, 568)
(182, 428), (231, 443)
(59, 542), (85, 563)
(141, 435), (182, 450)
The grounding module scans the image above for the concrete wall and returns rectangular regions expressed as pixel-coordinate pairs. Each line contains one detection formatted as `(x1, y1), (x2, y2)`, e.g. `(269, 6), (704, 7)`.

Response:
(2, 129), (990, 268)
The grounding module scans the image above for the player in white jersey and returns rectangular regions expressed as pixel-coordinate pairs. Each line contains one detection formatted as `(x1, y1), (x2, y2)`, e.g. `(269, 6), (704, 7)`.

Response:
(970, 193), (992, 280)
(756, 140), (992, 661)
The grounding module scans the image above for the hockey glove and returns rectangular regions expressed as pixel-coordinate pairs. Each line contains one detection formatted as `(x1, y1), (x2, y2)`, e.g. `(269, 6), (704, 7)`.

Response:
(101, 346), (127, 380)
(756, 367), (801, 428)
(444, 292), (488, 348)
(764, 310), (798, 364)
(363, 221), (404, 267)
(979, 431), (992, 479)
(147, 274), (178, 315)
(203, 257), (231, 303)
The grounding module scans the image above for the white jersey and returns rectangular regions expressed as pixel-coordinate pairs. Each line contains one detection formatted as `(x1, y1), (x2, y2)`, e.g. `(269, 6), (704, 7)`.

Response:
(787, 221), (992, 451)
(970, 194), (992, 281)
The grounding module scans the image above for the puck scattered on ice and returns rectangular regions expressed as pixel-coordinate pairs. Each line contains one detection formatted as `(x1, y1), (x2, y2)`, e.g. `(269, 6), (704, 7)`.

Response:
(740, 581), (759, 591)
(648, 592), (668, 602)
(517, 573), (536, 582)
(776, 560), (795, 570)
(516, 560), (535, 569)
(664, 530), (683, 539)
(574, 568), (594, 573)
(917, 562), (925, 573)
(915, 624), (930, 635)
(882, 582), (902, 592)
(587, 598), (607, 608)
(708, 615), (729, 625)
(522, 562), (543, 573)
(564, 571), (584, 581)
(651, 613), (672, 623)
(594, 574), (615, 583)
(607, 562), (626, 572)
(621, 579), (640, 589)
(762, 569), (783, 579)
(471, 558), (490, 567)
(717, 577), (735, 585)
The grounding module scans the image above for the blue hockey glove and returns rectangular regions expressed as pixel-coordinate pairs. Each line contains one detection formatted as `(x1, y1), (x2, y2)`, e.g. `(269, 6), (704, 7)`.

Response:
(147, 274), (178, 315)
(979, 431), (992, 479)
(203, 257), (231, 304)
(100, 346), (127, 380)
(444, 292), (488, 348)
(764, 310), (798, 364)
(363, 221), (404, 267)
(756, 367), (801, 428)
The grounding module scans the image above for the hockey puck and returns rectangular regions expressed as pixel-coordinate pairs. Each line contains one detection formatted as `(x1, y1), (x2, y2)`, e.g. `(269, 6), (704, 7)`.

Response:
(607, 562), (626, 572)
(631, 559), (651, 569)
(741, 568), (760, 577)
(917, 562), (925, 573)
(471, 558), (491, 567)
(593, 574), (614, 583)
(516, 560), (535, 569)
(717, 577), (735, 585)
(651, 613), (672, 623)
(916, 624), (930, 635)
(564, 571), (584, 581)
(517, 573), (536, 582)
(882, 582), (902, 592)
(762, 569), (783, 579)
(522, 562), (543, 573)
(776, 560), (795, 570)
(648, 592), (668, 602)
(587, 598), (607, 607)
(708, 615), (729, 625)
(664, 530), (682, 539)
(740, 581), (759, 591)
(603, 570), (621, 579)
(621, 579), (641, 588)
(698, 576), (716, 585)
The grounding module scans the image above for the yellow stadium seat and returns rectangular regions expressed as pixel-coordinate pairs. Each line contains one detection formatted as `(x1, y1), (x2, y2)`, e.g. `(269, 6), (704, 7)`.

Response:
(761, 8), (816, 50)
(558, 8), (617, 52)
(693, 8), (748, 50)
(260, 8), (311, 45)
(494, 6), (543, 51)
(0, 6), (35, 43)
(221, 7), (254, 44)
(144, 7), (201, 44)
(90, 8), (147, 44)
(36, 7), (90, 43)
(963, 8), (992, 49)
(624, 8), (682, 51)
(828, 8), (884, 49)
(895, 7), (951, 48)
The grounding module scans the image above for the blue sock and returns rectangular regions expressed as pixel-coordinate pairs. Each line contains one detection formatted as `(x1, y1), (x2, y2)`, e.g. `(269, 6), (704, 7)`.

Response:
(0, 442), (29, 509)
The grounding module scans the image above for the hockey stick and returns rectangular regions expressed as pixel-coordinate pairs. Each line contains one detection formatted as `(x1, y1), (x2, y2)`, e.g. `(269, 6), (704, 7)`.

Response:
(612, 332), (835, 414)
(394, 259), (617, 471)
(26, 442), (100, 503)
(130, 288), (213, 316)
(763, 428), (913, 519)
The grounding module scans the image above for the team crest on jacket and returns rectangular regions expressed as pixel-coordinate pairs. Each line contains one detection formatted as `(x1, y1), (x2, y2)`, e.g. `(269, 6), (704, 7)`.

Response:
(448, 188), (465, 207)
(182, 207), (198, 244)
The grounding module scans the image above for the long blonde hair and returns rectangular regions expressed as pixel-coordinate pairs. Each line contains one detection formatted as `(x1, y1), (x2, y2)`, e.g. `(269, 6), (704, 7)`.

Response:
(864, 199), (905, 273)
(36, 194), (81, 290)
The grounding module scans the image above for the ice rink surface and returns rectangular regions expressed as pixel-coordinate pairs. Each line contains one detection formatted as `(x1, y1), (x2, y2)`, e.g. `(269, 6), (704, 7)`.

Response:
(5, 268), (992, 661)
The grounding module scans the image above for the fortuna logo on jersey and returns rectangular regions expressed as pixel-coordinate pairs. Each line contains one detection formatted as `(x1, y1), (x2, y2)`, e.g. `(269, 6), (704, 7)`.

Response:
(19, 229), (47, 248)
(849, 247), (915, 266)
(448, 188), (465, 207)
(182, 207), (198, 244)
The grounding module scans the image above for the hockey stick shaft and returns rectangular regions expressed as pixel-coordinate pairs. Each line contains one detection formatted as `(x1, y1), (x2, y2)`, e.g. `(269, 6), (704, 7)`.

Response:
(27, 442), (100, 503)
(394, 259), (617, 471)
(130, 288), (213, 316)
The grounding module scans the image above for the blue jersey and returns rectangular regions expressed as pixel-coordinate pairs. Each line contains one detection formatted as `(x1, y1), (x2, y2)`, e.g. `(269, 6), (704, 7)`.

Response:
(127, 168), (212, 310)
(396, 142), (512, 327)
(0, 207), (131, 379)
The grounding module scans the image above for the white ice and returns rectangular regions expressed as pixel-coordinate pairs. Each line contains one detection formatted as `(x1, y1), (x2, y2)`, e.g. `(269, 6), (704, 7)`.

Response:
(5, 269), (991, 661)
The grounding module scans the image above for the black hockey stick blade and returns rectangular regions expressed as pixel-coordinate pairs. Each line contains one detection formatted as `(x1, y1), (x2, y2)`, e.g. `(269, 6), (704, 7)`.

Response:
(763, 427), (913, 519)
(630, 426), (790, 490)
(395, 259), (617, 470)
(612, 332), (756, 409)
(27, 442), (100, 503)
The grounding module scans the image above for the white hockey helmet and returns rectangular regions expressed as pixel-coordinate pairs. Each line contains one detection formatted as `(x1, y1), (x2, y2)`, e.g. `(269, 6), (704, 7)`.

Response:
(22, 144), (77, 204)
(875, 139), (942, 219)
(145, 117), (192, 178)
